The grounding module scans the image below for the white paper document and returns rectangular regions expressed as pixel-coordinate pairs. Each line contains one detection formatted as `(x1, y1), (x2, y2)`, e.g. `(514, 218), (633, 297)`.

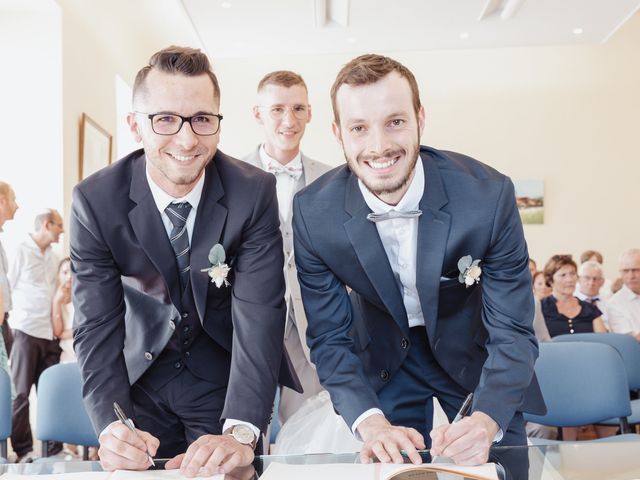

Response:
(1, 469), (223, 480)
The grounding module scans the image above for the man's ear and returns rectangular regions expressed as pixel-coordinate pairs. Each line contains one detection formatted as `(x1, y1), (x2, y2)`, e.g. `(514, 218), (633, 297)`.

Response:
(332, 121), (342, 145)
(253, 106), (263, 125)
(418, 105), (426, 137)
(127, 112), (143, 143)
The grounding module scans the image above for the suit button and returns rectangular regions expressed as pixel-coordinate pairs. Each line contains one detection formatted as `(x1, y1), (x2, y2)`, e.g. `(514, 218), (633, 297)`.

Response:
(183, 326), (190, 333)
(380, 369), (389, 381)
(174, 361), (181, 369)
(183, 339), (189, 346)
(182, 313), (188, 319)
(185, 351), (191, 357)
(169, 320), (176, 330)
(144, 352), (153, 361)
(401, 338), (409, 349)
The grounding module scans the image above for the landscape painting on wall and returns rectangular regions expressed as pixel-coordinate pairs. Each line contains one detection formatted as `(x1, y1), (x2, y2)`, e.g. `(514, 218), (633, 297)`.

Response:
(514, 179), (544, 224)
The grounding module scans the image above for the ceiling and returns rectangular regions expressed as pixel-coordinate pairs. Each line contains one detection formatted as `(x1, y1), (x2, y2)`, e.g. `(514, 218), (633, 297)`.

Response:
(182, 0), (640, 58)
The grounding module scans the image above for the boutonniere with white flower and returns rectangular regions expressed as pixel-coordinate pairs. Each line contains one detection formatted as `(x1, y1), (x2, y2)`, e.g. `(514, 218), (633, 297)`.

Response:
(201, 243), (231, 288)
(457, 255), (482, 287)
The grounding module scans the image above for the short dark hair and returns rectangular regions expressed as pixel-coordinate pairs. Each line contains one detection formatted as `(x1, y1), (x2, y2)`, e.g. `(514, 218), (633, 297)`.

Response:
(257, 70), (307, 92)
(330, 54), (421, 126)
(132, 46), (220, 103)
(543, 254), (577, 286)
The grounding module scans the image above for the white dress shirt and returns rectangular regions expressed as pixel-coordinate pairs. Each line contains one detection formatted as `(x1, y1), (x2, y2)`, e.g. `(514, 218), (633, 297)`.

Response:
(145, 165), (259, 440)
(259, 144), (302, 222)
(7, 234), (58, 339)
(351, 157), (424, 436)
(0, 237), (11, 313)
(607, 285), (640, 336)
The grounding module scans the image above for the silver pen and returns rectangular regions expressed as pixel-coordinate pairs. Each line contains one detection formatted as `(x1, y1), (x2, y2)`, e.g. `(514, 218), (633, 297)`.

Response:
(113, 401), (156, 467)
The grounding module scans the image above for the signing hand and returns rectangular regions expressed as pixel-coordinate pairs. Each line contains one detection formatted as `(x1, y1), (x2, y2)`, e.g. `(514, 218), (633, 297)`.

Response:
(357, 414), (425, 465)
(98, 420), (159, 471)
(165, 434), (254, 478)
(429, 411), (499, 465)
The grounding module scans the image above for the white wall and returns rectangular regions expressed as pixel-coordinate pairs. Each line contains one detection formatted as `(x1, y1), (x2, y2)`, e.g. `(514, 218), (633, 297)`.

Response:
(213, 13), (640, 279)
(0, 1), (63, 257)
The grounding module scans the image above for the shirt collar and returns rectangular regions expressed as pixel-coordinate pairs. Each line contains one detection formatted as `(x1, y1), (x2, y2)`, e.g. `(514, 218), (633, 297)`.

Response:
(620, 285), (640, 301)
(145, 160), (205, 213)
(359, 155), (424, 214)
(259, 144), (302, 172)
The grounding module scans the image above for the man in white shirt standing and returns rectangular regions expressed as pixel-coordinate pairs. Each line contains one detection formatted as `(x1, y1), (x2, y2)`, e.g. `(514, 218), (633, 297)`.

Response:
(8, 208), (64, 461)
(607, 248), (640, 342)
(575, 260), (610, 329)
(242, 71), (331, 423)
(0, 181), (18, 356)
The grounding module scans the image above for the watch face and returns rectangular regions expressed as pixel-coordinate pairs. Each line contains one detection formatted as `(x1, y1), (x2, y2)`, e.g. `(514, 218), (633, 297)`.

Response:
(232, 425), (255, 445)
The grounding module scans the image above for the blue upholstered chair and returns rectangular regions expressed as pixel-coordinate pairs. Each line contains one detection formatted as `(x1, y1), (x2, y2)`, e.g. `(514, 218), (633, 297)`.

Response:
(553, 332), (640, 428)
(36, 363), (99, 459)
(0, 369), (12, 462)
(524, 342), (639, 441)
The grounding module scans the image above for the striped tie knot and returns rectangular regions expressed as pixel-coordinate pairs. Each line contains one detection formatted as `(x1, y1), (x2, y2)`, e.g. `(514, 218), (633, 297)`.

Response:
(165, 202), (192, 290)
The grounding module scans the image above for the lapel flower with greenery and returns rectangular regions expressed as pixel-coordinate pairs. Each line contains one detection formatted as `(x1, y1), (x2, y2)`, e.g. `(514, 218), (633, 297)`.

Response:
(458, 255), (482, 287)
(201, 243), (230, 288)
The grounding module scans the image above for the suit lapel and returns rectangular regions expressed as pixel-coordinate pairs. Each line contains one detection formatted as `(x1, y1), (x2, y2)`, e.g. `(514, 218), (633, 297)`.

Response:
(190, 160), (228, 323)
(128, 155), (182, 307)
(301, 154), (324, 184)
(415, 152), (451, 344)
(343, 174), (409, 334)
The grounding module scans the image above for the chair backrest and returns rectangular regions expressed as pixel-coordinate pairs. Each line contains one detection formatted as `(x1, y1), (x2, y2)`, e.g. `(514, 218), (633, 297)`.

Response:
(36, 363), (99, 447)
(553, 332), (640, 389)
(0, 369), (11, 440)
(0, 368), (12, 459)
(524, 342), (631, 427)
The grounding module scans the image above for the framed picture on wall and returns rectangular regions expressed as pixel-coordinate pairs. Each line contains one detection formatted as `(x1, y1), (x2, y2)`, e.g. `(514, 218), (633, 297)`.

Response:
(79, 113), (112, 180)
(514, 179), (544, 224)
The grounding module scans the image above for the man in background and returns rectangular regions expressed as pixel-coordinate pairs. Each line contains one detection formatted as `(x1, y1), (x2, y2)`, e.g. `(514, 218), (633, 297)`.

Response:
(0, 181), (18, 356)
(608, 248), (640, 341)
(243, 70), (331, 423)
(576, 260), (610, 329)
(9, 208), (64, 462)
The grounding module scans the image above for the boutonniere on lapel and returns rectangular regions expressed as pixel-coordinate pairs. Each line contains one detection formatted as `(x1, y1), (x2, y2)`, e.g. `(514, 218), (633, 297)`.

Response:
(458, 255), (482, 287)
(201, 243), (231, 288)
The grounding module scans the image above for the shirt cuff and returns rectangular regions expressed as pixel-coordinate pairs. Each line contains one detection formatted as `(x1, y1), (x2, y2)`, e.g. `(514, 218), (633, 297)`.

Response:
(494, 429), (503, 443)
(351, 408), (384, 441)
(223, 419), (261, 439)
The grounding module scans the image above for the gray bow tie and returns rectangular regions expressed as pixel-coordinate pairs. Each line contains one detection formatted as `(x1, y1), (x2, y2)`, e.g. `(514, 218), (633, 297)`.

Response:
(366, 209), (422, 223)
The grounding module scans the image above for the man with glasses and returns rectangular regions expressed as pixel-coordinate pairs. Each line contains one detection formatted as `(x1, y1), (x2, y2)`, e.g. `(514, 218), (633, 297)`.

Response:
(8, 208), (64, 462)
(608, 248), (640, 342)
(242, 71), (331, 424)
(71, 46), (300, 476)
(575, 260), (610, 329)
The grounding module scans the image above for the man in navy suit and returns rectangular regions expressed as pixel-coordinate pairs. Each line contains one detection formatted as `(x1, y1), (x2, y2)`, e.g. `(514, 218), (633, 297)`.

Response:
(71, 47), (299, 477)
(292, 54), (545, 466)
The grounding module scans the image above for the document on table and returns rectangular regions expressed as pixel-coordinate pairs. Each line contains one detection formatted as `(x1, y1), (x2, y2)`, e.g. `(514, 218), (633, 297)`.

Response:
(1, 470), (223, 480)
(259, 461), (498, 480)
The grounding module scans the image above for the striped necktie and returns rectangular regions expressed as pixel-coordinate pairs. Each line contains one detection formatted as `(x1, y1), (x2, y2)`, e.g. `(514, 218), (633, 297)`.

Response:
(165, 202), (192, 290)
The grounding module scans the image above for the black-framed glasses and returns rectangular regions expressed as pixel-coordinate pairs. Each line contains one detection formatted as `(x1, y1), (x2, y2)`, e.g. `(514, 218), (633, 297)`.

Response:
(136, 111), (223, 136)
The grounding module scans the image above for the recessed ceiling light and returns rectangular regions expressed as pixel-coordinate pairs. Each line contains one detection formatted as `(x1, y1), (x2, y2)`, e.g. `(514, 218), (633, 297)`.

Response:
(573, 27), (583, 35)
(347, 37), (357, 44)
(221, 2), (232, 8)
(459, 32), (470, 40)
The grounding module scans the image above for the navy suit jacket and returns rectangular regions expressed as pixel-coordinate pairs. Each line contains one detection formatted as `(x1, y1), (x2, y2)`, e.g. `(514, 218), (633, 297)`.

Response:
(70, 149), (300, 434)
(292, 146), (545, 433)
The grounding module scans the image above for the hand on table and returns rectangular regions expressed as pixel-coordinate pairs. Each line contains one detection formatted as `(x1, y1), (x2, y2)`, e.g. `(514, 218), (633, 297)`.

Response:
(165, 433), (254, 478)
(357, 414), (425, 465)
(429, 411), (499, 465)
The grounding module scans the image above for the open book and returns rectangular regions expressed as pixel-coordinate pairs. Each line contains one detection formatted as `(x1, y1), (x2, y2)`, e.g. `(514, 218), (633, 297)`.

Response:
(260, 461), (498, 480)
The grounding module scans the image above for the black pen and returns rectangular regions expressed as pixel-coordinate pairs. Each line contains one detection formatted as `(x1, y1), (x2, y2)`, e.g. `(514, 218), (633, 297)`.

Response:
(113, 402), (155, 466)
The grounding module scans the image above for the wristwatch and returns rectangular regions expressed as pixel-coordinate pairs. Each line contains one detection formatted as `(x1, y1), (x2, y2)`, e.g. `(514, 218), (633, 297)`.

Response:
(225, 424), (257, 450)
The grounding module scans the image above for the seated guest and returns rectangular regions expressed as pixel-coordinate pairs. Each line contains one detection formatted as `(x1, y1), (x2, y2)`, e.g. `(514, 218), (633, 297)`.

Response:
(541, 255), (614, 440)
(51, 257), (75, 363)
(575, 260), (610, 330)
(532, 271), (552, 301)
(541, 255), (606, 337)
(607, 248), (640, 342)
(579, 249), (613, 299)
